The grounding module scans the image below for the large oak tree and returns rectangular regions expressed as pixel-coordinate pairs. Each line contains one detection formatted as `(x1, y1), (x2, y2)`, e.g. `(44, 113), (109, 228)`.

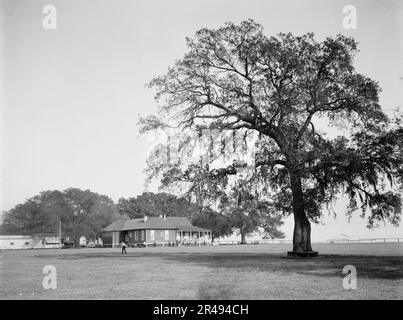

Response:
(140, 20), (402, 254)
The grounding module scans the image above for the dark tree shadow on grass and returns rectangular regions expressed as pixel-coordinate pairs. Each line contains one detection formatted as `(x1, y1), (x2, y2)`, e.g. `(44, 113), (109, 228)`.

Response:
(36, 251), (403, 280)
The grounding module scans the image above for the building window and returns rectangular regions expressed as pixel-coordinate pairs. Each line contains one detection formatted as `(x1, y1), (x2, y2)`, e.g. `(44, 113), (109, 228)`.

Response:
(134, 231), (138, 241)
(141, 230), (145, 240)
(150, 230), (155, 241)
(164, 230), (169, 241)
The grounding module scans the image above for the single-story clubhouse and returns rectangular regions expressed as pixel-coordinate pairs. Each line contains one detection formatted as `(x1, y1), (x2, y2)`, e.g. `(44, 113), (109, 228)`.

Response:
(101, 215), (211, 247)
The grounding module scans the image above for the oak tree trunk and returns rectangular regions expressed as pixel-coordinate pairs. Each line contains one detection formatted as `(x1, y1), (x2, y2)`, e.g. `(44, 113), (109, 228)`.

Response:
(290, 172), (313, 252)
(240, 230), (246, 244)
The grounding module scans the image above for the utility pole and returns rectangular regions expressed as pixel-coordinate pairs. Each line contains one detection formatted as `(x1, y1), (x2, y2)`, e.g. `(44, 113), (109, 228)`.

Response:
(59, 219), (62, 249)
(73, 211), (78, 248)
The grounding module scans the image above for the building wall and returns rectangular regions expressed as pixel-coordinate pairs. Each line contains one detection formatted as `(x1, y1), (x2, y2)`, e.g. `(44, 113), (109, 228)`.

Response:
(145, 229), (176, 243)
(101, 231), (123, 247)
(102, 232), (112, 247)
(112, 231), (120, 248)
(103, 229), (212, 246)
(123, 229), (176, 244)
(0, 235), (60, 250)
(126, 229), (146, 245)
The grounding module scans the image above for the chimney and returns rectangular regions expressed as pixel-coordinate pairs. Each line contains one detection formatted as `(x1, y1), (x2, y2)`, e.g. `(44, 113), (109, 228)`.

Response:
(144, 216), (148, 222)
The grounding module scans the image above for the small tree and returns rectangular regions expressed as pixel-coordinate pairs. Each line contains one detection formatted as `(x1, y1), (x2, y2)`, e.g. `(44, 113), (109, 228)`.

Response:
(222, 180), (285, 244)
(192, 208), (233, 242)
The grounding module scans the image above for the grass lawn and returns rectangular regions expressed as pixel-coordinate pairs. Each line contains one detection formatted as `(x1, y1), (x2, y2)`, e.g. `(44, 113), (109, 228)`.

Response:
(0, 243), (402, 299)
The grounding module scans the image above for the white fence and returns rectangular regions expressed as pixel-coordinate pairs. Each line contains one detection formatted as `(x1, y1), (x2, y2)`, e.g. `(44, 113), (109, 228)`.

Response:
(325, 237), (402, 244)
(214, 238), (403, 245)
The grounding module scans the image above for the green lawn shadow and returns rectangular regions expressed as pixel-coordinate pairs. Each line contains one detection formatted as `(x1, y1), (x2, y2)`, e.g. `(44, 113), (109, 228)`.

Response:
(37, 251), (403, 280)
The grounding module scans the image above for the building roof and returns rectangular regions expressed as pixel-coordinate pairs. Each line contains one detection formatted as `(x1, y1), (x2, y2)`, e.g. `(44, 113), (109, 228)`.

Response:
(0, 235), (36, 239)
(101, 218), (131, 232)
(0, 234), (58, 239)
(102, 216), (210, 232)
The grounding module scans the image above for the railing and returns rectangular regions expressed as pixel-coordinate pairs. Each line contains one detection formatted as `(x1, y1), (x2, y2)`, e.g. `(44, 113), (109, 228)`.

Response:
(326, 237), (402, 244)
(70, 237), (403, 248)
(214, 238), (403, 245)
(214, 239), (293, 245)
(145, 241), (211, 247)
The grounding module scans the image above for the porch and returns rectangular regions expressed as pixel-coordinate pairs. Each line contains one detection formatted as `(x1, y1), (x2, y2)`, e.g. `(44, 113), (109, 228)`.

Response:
(175, 229), (212, 246)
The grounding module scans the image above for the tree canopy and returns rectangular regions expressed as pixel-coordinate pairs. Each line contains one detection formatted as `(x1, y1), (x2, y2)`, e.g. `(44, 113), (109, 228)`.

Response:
(1, 188), (121, 245)
(117, 192), (200, 219)
(222, 180), (285, 243)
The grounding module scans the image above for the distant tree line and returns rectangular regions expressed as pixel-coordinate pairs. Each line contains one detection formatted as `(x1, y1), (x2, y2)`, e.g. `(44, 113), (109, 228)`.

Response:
(1, 188), (120, 247)
(1, 188), (285, 246)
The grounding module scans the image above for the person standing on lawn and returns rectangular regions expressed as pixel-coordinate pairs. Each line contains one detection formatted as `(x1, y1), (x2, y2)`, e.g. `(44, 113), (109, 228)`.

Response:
(121, 241), (127, 255)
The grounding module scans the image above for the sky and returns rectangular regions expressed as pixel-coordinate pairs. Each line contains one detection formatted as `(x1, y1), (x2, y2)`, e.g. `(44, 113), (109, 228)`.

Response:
(0, 0), (402, 240)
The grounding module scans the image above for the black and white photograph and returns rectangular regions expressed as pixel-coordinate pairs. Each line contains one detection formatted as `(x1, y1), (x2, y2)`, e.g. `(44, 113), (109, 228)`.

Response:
(0, 0), (402, 306)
